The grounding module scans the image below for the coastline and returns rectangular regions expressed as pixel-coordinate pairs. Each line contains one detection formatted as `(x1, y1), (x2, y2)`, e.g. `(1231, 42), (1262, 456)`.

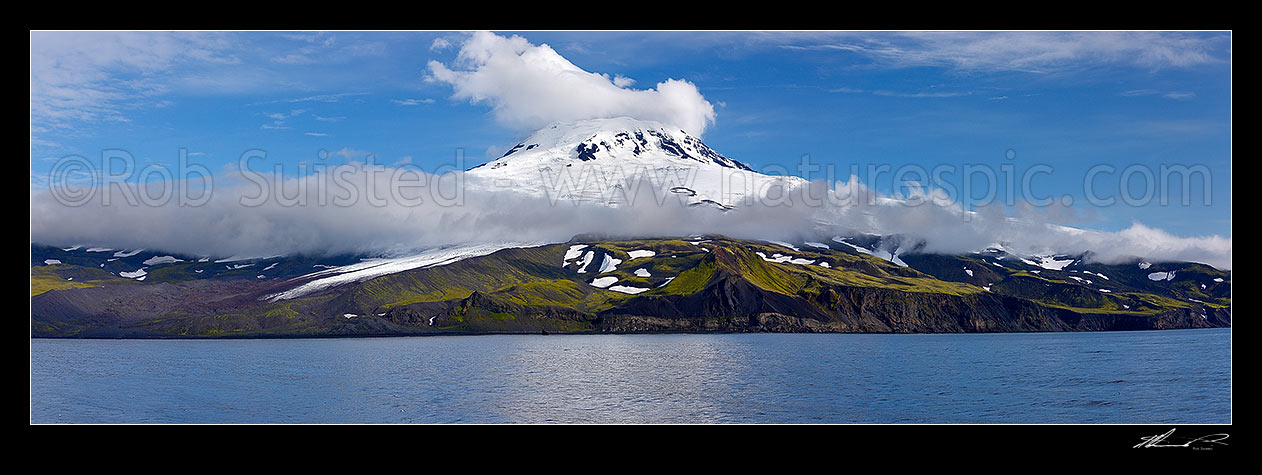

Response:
(28, 325), (1232, 340)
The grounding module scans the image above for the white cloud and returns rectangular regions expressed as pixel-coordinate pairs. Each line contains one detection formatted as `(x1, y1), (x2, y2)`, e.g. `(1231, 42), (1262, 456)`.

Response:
(612, 74), (636, 87)
(327, 147), (371, 159)
(265, 109), (305, 120)
(304, 132), (328, 137)
(829, 86), (972, 98)
(392, 98), (434, 106)
(250, 92), (369, 106)
(1163, 91), (1196, 100)
(29, 169), (1230, 270)
(30, 31), (235, 130)
(430, 37), (452, 51)
(785, 31), (1227, 73)
(1122, 89), (1197, 100)
(426, 31), (717, 136)
(270, 33), (385, 65)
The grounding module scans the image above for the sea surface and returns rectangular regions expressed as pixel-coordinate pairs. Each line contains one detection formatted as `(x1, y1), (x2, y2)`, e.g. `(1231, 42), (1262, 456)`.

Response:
(30, 329), (1231, 424)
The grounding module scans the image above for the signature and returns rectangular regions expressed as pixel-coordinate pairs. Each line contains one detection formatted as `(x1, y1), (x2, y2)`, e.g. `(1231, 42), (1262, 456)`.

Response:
(1134, 428), (1229, 449)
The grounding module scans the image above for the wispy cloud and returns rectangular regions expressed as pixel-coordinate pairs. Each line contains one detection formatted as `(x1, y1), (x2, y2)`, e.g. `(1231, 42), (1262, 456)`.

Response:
(829, 86), (973, 98)
(430, 37), (452, 51)
(261, 108), (306, 129)
(327, 147), (371, 159)
(304, 132), (328, 137)
(265, 109), (306, 120)
(269, 32), (386, 65)
(784, 31), (1227, 73)
(248, 92), (369, 106)
(1120, 89), (1197, 100)
(392, 98), (435, 106)
(29, 31), (237, 132)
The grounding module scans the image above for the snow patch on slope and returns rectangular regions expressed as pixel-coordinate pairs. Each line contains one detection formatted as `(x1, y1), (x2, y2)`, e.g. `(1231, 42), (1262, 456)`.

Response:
(142, 255), (182, 266)
(608, 285), (649, 294)
(597, 254), (622, 274)
(266, 242), (542, 301)
(831, 237), (907, 267)
(626, 249), (656, 260)
(1031, 255), (1074, 271)
(590, 276), (618, 288)
(765, 240), (800, 252)
(563, 244), (588, 266)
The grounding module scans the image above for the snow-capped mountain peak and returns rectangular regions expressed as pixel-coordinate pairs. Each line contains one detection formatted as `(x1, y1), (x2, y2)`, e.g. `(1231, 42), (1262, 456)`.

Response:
(475, 117), (752, 171)
(466, 117), (802, 207)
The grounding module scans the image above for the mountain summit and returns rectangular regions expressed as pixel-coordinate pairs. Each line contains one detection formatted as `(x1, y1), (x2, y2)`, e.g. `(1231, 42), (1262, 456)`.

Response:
(466, 117), (804, 208)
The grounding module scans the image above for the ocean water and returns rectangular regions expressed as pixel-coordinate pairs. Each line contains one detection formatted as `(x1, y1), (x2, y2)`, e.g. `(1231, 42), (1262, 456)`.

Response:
(30, 329), (1231, 424)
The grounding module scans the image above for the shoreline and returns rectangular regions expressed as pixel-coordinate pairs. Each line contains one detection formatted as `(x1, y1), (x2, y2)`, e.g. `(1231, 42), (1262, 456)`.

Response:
(28, 326), (1231, 341)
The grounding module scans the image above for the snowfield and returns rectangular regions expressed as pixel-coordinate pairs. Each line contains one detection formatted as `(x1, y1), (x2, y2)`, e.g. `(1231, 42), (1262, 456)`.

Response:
(766, 240), (800, 252)
(575, 250), (595, 273)
(142, 256), (182, 266)
(755, 251), (815, 266)
(831, 237), (908, 267)
(464, 117), (806, 209)
(626, 249), (656, 260)
(608, 285), (649, 294)
(589, 276), (618, 288)
(265, 242), (546, 301)
(563, 244), (588, 266)
(1030, 255), (1074, 271)
(597, 255), (622, 274)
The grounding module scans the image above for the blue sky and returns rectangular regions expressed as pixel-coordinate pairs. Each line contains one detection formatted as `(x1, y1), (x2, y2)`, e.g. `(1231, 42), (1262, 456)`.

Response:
(30, 31), (1231, 237)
